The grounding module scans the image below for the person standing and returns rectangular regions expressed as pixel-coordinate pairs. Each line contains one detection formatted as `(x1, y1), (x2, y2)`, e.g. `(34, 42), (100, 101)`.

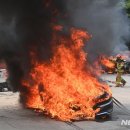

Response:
(116, 56), (126, 87)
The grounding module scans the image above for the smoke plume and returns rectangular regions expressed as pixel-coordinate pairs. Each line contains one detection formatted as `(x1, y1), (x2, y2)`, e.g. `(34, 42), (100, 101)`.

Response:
(0, 0), (129, 91)
(66, 0), (130, 62)
(0, 0), (66, 91)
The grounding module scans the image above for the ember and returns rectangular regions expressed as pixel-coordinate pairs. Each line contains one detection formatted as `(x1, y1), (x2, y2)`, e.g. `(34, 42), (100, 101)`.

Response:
(22, 27), (112, 121)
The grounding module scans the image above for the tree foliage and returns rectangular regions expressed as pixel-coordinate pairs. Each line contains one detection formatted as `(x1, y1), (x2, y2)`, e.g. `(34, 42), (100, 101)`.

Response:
(126, 0), (130, 17)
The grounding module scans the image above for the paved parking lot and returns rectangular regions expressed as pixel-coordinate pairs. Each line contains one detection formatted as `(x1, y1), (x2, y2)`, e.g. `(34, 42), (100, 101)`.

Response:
(0, 74), (130, 130)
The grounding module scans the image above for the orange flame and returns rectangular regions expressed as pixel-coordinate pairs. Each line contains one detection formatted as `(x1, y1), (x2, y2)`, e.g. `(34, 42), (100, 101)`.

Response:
(22, 27), (112, 121)
(100, 56), (115, 69)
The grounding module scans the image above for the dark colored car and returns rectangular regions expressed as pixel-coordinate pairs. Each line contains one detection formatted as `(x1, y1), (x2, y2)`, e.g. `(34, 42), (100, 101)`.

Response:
(124, 61), (130, 73)
(0, 82), (9, 92)
(94, 93), (113, 120)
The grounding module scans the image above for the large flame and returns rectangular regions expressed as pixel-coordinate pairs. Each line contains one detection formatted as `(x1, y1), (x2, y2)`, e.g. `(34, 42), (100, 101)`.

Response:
(22, 27), (112, 121)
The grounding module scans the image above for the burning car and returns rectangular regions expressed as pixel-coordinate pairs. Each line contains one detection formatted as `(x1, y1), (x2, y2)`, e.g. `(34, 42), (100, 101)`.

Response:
(100, 55), (130, 74)
(20, 28), (113, 121)
(100, 56), (116, 74)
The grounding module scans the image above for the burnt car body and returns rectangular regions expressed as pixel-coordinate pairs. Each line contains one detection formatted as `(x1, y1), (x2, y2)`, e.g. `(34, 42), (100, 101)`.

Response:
(95, 97), (113, 120)
(69, 92), (113, 120)
(32, 88), (113, 121)
(94, 92), (113, 120)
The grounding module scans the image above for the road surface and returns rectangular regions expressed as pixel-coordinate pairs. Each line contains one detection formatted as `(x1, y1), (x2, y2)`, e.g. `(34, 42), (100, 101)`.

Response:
(0, 74), (130, 130)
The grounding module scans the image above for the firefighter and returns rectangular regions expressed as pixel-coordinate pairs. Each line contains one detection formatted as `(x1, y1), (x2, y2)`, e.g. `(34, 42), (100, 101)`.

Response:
(116, 56), (126, 87)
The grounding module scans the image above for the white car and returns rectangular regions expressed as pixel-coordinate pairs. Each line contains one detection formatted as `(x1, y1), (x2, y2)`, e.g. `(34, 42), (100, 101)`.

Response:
(0, 69), (9, 92)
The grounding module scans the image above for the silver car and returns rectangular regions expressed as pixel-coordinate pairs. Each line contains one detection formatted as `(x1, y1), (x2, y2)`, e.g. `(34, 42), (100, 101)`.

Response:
(0, 69), (9, 92)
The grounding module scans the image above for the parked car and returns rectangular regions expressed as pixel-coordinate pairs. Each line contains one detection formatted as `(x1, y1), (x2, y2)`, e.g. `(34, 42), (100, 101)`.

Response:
(102, 60), (130, 74)
(124, 61), (130, 73)
(0, 68), (10, 92)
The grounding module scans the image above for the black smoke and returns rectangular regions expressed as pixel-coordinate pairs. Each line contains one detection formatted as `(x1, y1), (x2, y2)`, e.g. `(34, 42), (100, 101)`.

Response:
(0, 0), (68, 91)
(0, 0), (129, 91)
(65, 0), (130, 62)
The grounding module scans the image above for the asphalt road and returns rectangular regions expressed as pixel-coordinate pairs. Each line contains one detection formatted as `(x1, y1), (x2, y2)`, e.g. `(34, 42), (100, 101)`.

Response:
(0, 74), (130, 130)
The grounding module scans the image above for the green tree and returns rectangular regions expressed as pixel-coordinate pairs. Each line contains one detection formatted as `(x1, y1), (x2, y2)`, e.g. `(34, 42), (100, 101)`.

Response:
(125, 0), (130, 50)
(126, 0), (130, 17)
